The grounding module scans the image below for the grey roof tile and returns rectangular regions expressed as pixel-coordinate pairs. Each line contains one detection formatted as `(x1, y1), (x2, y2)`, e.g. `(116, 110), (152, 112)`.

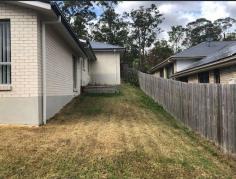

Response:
(173, 41), (236, 58)
(90, 41), (124, 49)
(182, 41), (236, 70)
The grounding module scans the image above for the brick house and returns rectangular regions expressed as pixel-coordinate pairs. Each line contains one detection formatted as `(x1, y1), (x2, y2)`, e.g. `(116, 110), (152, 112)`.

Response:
(149, 41), (236, 84)
(0, 1), (124, 125)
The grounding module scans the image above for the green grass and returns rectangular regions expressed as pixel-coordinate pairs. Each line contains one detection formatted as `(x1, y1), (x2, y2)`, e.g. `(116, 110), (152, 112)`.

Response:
(0, 83), (235, 179)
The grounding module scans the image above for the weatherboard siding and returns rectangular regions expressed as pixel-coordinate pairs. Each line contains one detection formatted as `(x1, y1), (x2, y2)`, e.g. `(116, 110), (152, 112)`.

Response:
(45, 26), (82, 119)
(89, 51), (120, 85)
(176, 59), (199, 72)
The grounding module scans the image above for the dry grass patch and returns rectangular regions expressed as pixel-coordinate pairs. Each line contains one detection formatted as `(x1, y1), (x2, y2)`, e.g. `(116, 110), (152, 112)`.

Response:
(0, 84), (235, 178)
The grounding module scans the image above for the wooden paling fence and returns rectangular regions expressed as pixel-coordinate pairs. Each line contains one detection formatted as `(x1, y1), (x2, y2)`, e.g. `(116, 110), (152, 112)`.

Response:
(138, 71), (236, 154)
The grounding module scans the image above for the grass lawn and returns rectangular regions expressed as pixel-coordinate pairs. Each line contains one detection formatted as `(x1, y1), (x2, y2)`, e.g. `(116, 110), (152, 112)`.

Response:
(0, 84), (236, 179)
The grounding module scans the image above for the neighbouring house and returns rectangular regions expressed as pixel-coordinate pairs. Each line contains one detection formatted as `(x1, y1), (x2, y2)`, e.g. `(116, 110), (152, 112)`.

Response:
(0, 1), (123, 125)
(89, 41), (124, 86)
(149, 41), (236, 84)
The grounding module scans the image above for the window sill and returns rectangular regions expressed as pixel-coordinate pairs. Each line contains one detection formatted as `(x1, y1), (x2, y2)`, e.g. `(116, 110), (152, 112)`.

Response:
(0, 85), (12, 91)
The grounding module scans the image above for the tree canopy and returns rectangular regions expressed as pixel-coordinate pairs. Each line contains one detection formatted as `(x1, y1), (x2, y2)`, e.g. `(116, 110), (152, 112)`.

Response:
(92, 1), (129, 46)
(59, 1), (236, 72)
(125, 4), (163, 71)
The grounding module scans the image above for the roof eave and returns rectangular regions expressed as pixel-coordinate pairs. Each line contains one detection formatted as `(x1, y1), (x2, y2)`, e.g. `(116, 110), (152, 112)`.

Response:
(149, 57), (175, 74)
(172, 55), (236, 78)
(50, 2), (92, 59)
(148, 56), (205, 74)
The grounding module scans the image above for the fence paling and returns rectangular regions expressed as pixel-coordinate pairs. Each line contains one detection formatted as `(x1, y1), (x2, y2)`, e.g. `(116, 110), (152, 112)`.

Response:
(138, 71), (236, 154)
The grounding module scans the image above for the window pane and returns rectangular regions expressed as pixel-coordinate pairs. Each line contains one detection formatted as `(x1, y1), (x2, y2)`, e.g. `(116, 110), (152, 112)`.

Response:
(0, 65), (11, 84)
(0, 20), (11, 84)
(198, 72), (209, 83)
(214, 69), (220, 83)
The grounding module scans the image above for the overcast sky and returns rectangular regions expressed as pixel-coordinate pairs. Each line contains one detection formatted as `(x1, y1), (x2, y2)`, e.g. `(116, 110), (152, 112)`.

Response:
(112, 1), (236, 40)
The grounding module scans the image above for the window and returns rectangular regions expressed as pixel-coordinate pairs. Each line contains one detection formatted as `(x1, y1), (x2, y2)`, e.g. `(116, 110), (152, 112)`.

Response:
(0, 20), (11, 84)
(213, 69), (220, 83)
(198, 71), (209, 83)
(160, 68), (164, 77)
(178, 76), (188, 83)
(72, 56), (77, 91)
(166, 64), (174, 79)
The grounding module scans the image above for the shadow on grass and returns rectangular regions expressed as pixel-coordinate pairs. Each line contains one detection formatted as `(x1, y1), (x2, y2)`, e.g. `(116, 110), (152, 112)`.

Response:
(136, 86), (236, 166)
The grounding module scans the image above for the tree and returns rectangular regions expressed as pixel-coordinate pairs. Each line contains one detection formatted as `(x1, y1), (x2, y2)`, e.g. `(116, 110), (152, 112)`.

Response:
(168, 25), (185, 53)
(59, 1), (98, 38)
(127, 4), (163, 71)
(214, 17), (236, 40)
(91, 1), (129, 46)
(183, 18), (222, 47)
(147, 40), (173, 69)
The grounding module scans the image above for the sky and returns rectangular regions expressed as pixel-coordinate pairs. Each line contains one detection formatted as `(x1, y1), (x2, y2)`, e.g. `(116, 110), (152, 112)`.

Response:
(112, 1), (236, 40)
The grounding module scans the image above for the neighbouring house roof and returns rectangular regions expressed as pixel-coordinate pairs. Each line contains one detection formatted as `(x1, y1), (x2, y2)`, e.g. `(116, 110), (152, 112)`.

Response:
(173, 41), (236, 58)
(182, 42), (236, 70)
(172, 42), (236, 78)
(149, 40), (236, 74)
(90, 41), (125, 52)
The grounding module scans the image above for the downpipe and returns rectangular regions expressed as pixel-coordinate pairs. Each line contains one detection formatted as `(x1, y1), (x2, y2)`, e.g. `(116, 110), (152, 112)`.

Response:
(42, 16), (61, 125)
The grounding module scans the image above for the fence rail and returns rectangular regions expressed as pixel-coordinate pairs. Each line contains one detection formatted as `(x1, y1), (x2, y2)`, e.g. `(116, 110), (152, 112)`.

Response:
(138, 72), (236, 154)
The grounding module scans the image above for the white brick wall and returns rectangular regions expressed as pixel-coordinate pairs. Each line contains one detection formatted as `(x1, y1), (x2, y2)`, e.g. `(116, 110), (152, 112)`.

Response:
(0, 3), (41, 97)
(220, 65), (236, 84)
(188, 74), (198, 83)
(154, 71), (160, 77)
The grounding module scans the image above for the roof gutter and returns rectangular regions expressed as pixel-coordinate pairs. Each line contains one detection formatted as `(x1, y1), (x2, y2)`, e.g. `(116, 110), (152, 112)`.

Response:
(149, 57), (174, 74)
(148, 56), (205, 74)
(172, 55), (236, 78)
(93, 48), (125, 52)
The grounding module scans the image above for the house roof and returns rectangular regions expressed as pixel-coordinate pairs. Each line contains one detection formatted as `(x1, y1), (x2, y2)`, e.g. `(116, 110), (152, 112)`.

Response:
(182, 41), (236, 70)
(173, 41), (236, 58)
(90, 41), (125, 52)
(172, 42), (236, 78)
(149, 40), (236, 74)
